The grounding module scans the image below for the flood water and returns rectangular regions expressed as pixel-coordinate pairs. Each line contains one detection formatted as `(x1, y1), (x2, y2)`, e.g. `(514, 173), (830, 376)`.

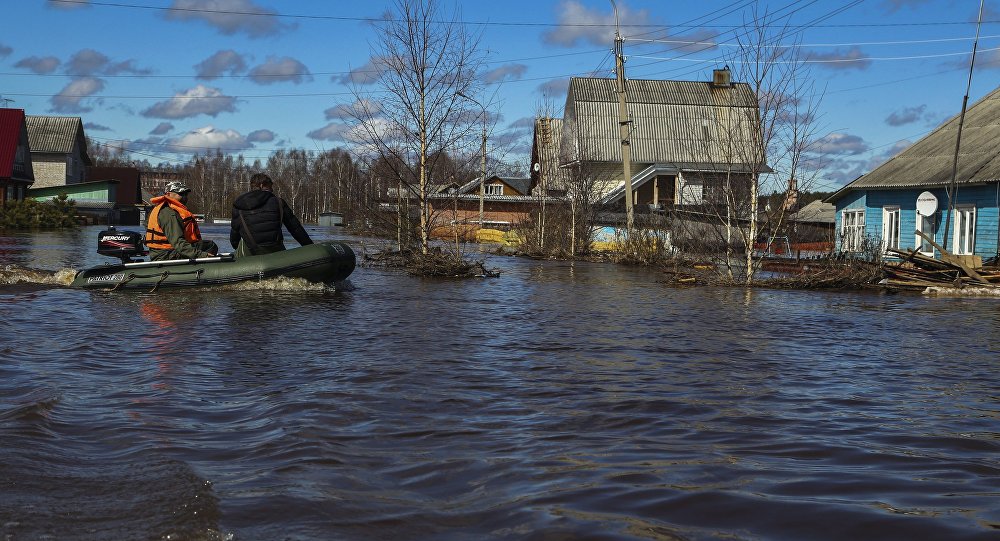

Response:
(1, 225), (998, 541)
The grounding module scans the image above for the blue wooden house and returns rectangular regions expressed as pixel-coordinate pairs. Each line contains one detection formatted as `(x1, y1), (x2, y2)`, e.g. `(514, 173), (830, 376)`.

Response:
(827, 86), (1000, 260)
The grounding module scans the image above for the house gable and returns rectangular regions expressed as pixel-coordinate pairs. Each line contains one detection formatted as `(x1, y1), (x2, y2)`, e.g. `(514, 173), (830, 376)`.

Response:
(0, 108), (36, 202)
(26, 115), (92, 188)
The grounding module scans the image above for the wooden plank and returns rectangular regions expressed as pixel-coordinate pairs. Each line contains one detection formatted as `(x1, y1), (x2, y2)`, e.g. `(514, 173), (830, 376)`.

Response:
(914, 230), (990, 285)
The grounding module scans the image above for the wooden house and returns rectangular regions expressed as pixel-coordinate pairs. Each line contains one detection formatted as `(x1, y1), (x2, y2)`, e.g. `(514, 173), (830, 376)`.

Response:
(827, 86), (1000, 260)
(0, 108), (35, 203)
(25, 115), (92, 188)
(427, 175), (536, 232)
(555, 68), (764, 211)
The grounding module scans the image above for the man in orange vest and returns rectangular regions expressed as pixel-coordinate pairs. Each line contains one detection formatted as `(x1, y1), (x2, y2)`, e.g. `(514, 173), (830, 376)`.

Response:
(145, 181), (219, 261)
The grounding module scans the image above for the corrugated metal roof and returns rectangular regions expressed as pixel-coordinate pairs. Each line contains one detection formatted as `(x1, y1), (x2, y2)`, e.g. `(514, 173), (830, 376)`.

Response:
(833, 85), (1000, 196)
(26, 115), (86, 154)
(0, 109), (26, 179)
(790, 199), (836, 223)
(533, 117), (571, 192)
(561, 77), (762, 166)
(569, 77), (757, 108)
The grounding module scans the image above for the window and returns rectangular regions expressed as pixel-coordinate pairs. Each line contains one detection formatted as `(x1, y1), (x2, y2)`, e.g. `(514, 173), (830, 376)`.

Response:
(953, 206), (976, 255)
(882, 206), (900, 252)
(679, 178), (703, 205)
(484, 184), (503, 196)
(842, 209), (865, 252)
(915, 212), (936, 256)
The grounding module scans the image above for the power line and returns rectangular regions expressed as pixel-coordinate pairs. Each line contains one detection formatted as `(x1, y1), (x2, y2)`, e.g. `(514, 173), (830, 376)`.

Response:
(47, 0), (1000, 29)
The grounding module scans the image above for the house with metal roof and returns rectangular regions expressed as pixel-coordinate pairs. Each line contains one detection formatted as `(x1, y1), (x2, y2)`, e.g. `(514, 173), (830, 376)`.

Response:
(25, 115), (92, 188)
(827, 85), (1000, 260)
(0, 108), (35, 203)
(530, 116), (570, 197)
(555, 68), (764, 210)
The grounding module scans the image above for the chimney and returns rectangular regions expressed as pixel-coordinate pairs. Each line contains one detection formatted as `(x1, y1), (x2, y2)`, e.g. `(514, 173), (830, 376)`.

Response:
(712, 66), (732, 88)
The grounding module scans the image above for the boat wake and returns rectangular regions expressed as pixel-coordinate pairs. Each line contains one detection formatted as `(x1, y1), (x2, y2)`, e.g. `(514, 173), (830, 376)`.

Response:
(0, 265), (76, 287)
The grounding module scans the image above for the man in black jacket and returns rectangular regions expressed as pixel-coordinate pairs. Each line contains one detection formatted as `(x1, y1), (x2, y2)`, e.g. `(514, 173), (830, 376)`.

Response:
(230, 173), (313, 257)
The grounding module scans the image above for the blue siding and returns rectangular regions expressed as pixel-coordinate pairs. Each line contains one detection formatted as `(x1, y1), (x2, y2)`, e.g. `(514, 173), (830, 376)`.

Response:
(832, 183), (1000, 258)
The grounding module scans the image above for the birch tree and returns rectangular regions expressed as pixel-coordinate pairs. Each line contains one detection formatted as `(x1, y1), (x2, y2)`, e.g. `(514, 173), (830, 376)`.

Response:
(347, 0), (486, 255)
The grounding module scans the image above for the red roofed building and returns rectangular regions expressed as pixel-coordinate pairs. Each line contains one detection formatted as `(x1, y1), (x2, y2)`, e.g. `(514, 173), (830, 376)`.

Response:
(0, 108), (35, 203)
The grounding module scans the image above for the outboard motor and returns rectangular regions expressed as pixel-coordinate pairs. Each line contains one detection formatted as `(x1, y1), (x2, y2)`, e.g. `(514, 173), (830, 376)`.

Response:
(97, 226), (148, 263)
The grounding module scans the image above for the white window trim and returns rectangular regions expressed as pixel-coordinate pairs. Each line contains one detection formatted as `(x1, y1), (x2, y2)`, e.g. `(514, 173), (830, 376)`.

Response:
(882, 206), (900, 252)
(953, 205), (976, 255)
(841, 209), (865, 252)
(484, 184), (503, 196)
(915, 212), (936, 256)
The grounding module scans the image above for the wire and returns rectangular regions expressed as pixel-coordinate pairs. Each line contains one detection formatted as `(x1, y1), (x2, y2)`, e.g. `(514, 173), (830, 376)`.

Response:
(47, 0), (1000, 30)
(630, 45), (1000, 65)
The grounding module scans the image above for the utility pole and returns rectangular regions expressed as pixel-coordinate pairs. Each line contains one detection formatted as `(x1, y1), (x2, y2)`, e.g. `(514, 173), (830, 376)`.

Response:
(943, 0), (984, 250)
(457, 91), (487, 233)
(611, 0), (634, 236)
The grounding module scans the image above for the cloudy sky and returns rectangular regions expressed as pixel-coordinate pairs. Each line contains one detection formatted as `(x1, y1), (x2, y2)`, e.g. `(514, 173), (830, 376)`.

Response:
(2, 0), (998, 190)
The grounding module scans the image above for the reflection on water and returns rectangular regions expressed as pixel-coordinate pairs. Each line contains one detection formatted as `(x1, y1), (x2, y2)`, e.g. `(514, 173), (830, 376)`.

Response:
(0, 226), (998, 540)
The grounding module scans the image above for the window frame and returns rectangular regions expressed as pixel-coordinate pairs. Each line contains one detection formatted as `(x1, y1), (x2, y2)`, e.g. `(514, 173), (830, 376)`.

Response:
(841, 209), (865, 252)
(915, 211), (936, 256)
(953, 205), (976, 255)
(881, 206), (901, 252)
(484, 184), (504, 196)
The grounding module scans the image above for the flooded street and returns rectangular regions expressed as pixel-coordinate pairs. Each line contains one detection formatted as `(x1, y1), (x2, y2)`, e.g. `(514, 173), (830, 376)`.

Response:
(1, 226), (998, 540)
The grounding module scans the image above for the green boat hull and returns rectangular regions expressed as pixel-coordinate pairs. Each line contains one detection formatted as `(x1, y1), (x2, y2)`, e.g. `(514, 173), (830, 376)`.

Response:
(71, 242), (356, 290)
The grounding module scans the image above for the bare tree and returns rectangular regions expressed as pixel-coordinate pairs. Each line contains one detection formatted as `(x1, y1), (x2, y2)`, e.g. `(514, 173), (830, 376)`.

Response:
(347, 0), (486, 255)
(674, 7), (825, 285)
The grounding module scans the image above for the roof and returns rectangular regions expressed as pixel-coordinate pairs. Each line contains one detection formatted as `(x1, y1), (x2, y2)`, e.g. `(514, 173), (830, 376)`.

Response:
(790, 199), (835, 224)
(829, 85), (1000, 201)
(0, 109), (28, 179)
(532, 117), (571, 192)
(495, 176), (531, 195)
(560, 77), (764, 168)
(25, 115), (92, 164)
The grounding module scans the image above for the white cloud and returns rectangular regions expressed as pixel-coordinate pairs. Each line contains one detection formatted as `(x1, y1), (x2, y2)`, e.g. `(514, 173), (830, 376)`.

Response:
(247, 129), (275, 143)
(66, 49), (109, 76)
(482, 64), (528, 83)
(195, 50), (248, 80)
(141, 85), (238, 119)
(334, 57), (388, 86)
(885, 105), (928, 127)
(806, 47), (872, 71)
(165, 0), (293, 38)
(812, 133), (870, 155)
(15, 56), (60, 74)
(307, 122), (351, 142)
(163, 125), (252, 153)
(47, 0), (89, 9)
(543, 0), (659, 47)
(83, 122), (111, 131)
(325, 99), (382, 120)
(537, 78), (570, 99)
(66, 48), (151, 76)
(249, 56), (312, 85)
(50, 77), (105, 113)
(150, 122), (174, 135)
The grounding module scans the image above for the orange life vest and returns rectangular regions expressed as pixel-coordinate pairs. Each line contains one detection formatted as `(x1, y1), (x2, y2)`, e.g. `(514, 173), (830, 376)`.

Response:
(145, 195), (203, 250)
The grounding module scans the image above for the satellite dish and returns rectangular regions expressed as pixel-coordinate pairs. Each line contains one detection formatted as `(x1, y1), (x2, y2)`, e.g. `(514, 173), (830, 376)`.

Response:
(533, 163), (540, 172)
(916, 191), (938, 216)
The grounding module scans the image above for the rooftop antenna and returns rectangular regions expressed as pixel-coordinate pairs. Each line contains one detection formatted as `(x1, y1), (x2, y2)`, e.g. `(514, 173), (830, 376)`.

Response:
(942, 0), (984, 250)
(0, 96), (14, 107)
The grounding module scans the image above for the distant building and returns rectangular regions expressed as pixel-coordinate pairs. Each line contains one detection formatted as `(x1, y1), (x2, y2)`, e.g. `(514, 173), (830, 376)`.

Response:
(25, 115), (92, 188)
(0, 108), (35, 203)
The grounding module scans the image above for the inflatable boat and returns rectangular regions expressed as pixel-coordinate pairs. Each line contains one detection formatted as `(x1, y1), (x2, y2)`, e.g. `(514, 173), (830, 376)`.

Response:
(71, 227), (356, 291)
